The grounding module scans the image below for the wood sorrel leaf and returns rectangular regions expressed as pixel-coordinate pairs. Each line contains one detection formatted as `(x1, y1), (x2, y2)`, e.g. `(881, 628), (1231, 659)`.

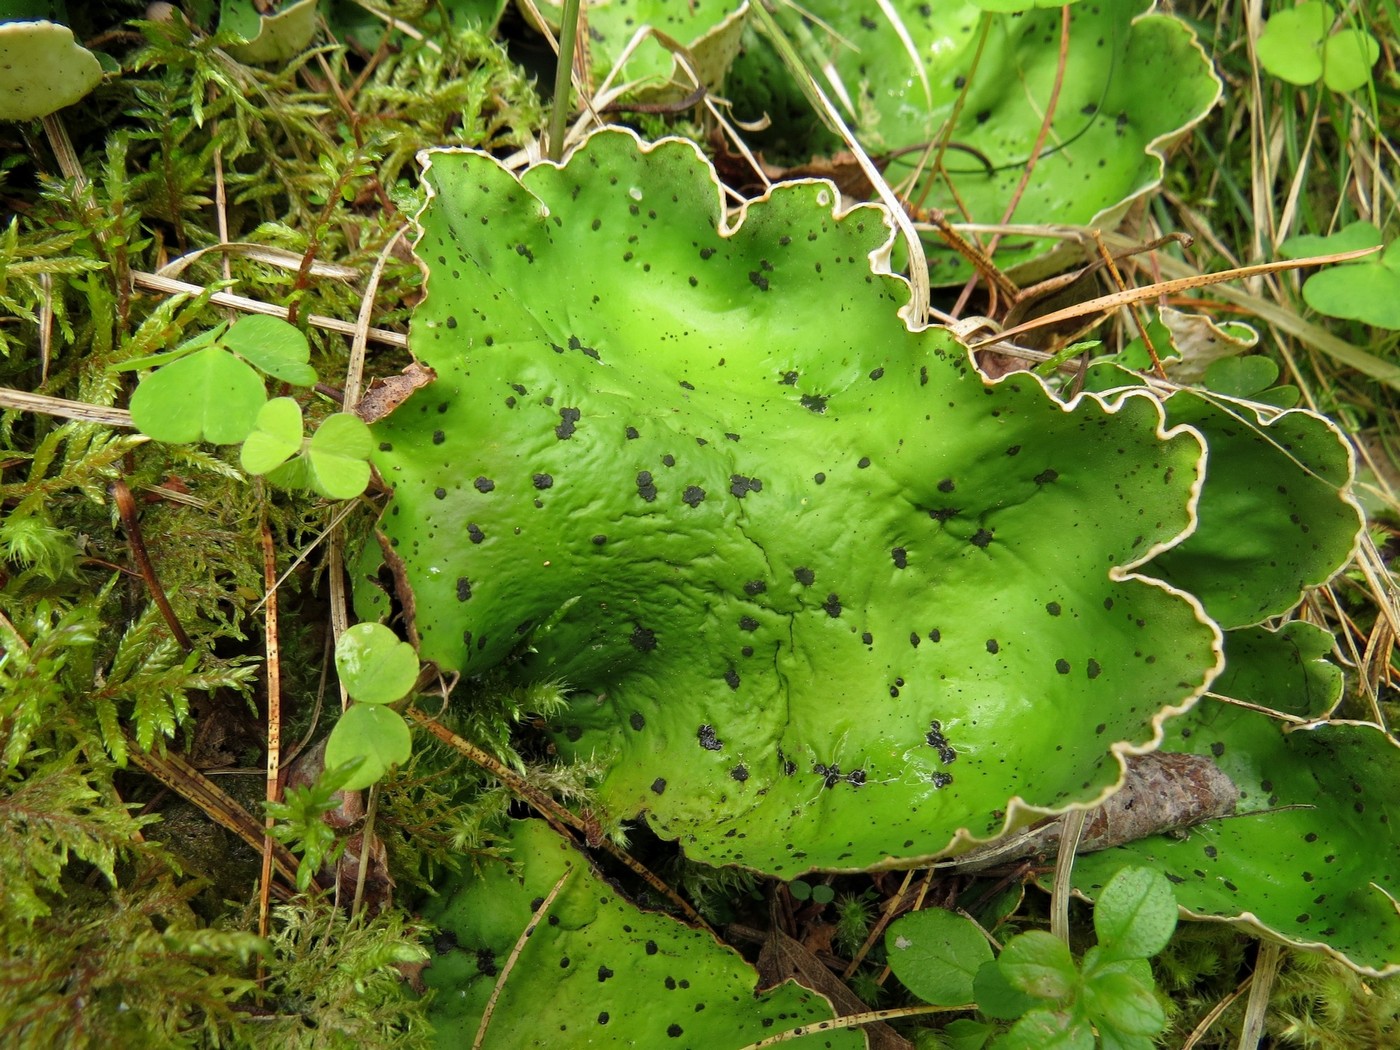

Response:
(129, 344), (265, 445)
(240, 396), (303, 475)
(220, 314), (317, 386)
(359, 128), (1221, 875)
(323, 703), (411, 791)
(335, 622), (419, 705)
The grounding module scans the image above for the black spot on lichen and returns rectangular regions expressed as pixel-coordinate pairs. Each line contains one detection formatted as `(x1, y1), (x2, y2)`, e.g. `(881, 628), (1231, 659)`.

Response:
(931, 771), (953, 789)
(515, 243), (534, 262)
(891, 547), (908, 568)
(730, 764), (749, 782)
(1087, 659), (1102, 679)
(629, 712), (646, 731)
(434, 487), (446, 500)
(668, 1025), (683, 1039)
(682, 485), (706, 507)
(625, 425), (639, 439)
(779, 370), (799, 386)
(1056, 659), (1071, 674)
(729, 474), (763, 497)
(475, 947), (496, 974)
(698, 724), (723, 750)
(938, 478), (955, 493)
(800, 393), (829, 413)
(814, 472), (826, 484)
(555, 407), (580, 439)
(456, 577), (472, 601)
(846, 769), (866, 787)
(597, 1013), (609, 1025)
(432, 430), (445, 445)
(739, 616), (759, 632)
(857, 456), (871, 469)
(862, 632), (873, 645)
(591, 534), (606, 545)
(565, 724), (582, 742)
(970, 528), (994, 548)
(724, 668), (741, 690)
(468, 523), (485, 544)
(986, 638), (999, 654)
(1034, 468), (1060, 485)
(532, 473), (553, 490)
(645, 940), (659, 955)
(650, 778), (666, 794)
(822, 594), (843, 617)
(1046, 601), (1061, 616)
(743, 580), (767, 596)
(661, 454), (676, 467)
(793, 567), (815, 586)
(598, 965), (614, 982)
(869, 367), (885, 380)
(630, 626), (657, 652)
(748, 270), (770, 291)
(636, 471), (658, 501)
(473, 476), (495, 493)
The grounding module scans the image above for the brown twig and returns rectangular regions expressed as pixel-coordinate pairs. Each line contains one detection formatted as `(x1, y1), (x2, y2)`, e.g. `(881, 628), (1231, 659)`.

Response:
(112, 478), (192, 650)
(406, 707), (706, 927)
(257, 508), (282, 941)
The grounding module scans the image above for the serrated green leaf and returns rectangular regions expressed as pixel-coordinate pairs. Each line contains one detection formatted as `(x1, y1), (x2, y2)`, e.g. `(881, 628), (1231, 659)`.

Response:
(323, 704), (412, 791)
(886, 907), (992, 1006)
(221, 314), (317, 385)
(128, 345), (266, 445)
(334, 622), (419, 705)
(305, 412), (372, 499)
(998, 931), (1079, 1001)
(1092, 866), (1177, 961)
(240, 396), (304, 475)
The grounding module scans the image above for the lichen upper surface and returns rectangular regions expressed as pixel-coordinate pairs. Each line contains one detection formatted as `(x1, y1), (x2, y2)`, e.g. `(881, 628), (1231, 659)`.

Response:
(362, 129), (1221, 873)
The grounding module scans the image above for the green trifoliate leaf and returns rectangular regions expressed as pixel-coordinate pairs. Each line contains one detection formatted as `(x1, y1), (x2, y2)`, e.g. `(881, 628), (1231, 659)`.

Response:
(323, 704), (411, 791)
(220, 314), (317, 386)
(129, 345), (265, 445)
(240, 396), (303, 474)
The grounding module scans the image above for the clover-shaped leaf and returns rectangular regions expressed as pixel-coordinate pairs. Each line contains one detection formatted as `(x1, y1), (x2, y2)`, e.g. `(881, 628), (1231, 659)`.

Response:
(128, 344), (265, 445)
(323, 703), (411, 792)
(220, 314), (317, 386)
(422, 818), (861, 1047)
(1278, 222), (1400, 327)
(240, 396), (303, 474)
(1256, 2), (1379, 93)
(335, 622), (419, 705)
(358, 128), (1223, 875)
(263, 412), (372, 499)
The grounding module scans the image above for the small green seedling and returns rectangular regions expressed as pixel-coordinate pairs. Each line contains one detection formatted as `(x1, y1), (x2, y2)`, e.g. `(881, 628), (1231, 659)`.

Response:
(1255, 2), (1379, 93)
(124, 314), (373, 498)
(886, 865), (1177, 1049)
(324, 622), (417, 791)
(1280, 222), (1400, 329)
(787, 878), (835, 905)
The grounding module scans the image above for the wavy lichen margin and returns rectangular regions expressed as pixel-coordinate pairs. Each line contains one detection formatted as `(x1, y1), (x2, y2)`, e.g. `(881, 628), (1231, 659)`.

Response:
(358, 126), (1226, 875)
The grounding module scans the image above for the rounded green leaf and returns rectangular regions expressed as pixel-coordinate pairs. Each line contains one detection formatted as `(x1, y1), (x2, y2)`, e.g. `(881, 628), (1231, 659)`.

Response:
(221, 314), (317, 386)
(334, 622), (418, 704)
(1278, 220), (1383, 260)
(886, 907), (992, 1006)
(1201, 356), (1278, 400)
(973, 958), (1037, 1021)
(305, 412), (372, 499)
(998, 1008), (1096, 1050)
(129, 345), (266, 445)
(240, 396), (304, 474)
(222, 0), (320, 64)
(1301, 242), (1400, 329)
(1320, 28), (1379, 93)
(1092, 866), (1177, 961)
(323, 703), (411, 791)
(998, 930), (1079, 1001)
(1255, 2), (1330, 86)
(0, 20), (103, 121)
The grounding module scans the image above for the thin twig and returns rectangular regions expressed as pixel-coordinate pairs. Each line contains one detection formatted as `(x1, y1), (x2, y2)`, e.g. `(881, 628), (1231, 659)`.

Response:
(733, 1003), (966, 1049)
(472, 868), (572, 1050)
(258, 506), (282, 941)
(1237, 940), (1282, 1049)
(1050, 807), (1087, 944)
(112, 478), (192, 650)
